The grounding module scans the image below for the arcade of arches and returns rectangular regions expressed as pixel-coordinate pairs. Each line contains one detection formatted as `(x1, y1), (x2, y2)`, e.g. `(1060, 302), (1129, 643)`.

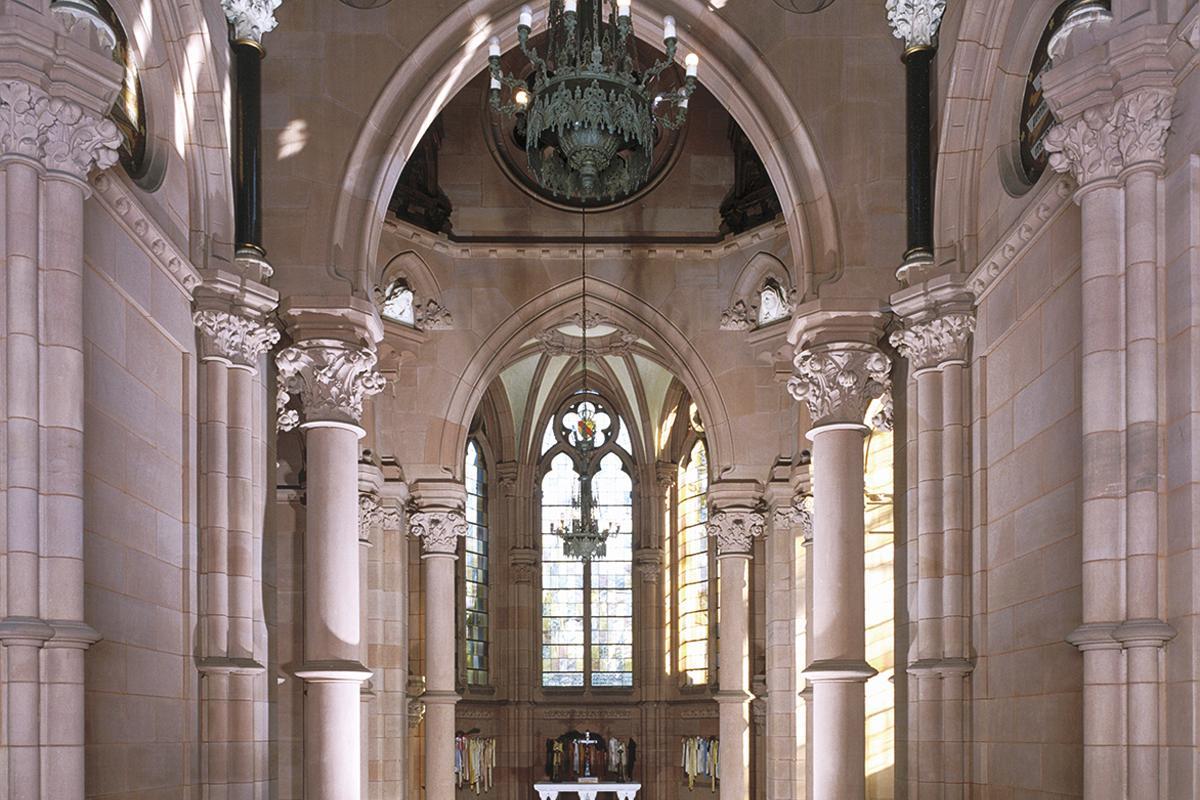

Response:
(1, 0), (1199, 799)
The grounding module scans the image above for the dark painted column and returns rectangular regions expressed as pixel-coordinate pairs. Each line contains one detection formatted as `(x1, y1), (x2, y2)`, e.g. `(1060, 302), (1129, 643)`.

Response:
(903, 44), (934, 273)
(232, 37), (265, 257)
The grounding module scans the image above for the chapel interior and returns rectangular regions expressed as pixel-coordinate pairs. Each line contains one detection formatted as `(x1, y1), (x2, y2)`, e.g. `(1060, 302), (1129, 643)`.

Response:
(0, 0), (1198, 798)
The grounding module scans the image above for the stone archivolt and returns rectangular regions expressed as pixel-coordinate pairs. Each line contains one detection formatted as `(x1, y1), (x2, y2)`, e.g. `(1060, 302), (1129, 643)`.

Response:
(221, 0), (284, 45)
(193, 310), (280, 368)
(788, 344), (891, 426)
(1044, 88), (1173, 186)
(889, 312), (975, 372)
(886, 0), (947, 49)
(409, 510), (468, 555)
(0, 79), (120, 179)
(708, 508), (766, 555)
(275, 341), (386, 426)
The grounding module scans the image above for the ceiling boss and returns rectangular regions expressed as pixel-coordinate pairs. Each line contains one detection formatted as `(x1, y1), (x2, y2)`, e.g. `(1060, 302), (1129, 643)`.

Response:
(488, 0), (699, 203)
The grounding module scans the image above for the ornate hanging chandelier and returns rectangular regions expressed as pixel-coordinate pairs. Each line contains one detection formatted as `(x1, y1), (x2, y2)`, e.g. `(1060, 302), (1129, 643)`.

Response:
(488, 0), (699, 203)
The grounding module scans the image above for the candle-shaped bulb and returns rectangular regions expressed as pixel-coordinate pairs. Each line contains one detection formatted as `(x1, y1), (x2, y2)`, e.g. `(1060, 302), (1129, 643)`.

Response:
(488, 36), (501, 58)
(617, 0), (631, 16)
(490, 75), (501, 91)
(519, 5), (533, 28)
(564, 0), (577, 12)
(685, 52), (699, 77)
(662, 15), (676, 40)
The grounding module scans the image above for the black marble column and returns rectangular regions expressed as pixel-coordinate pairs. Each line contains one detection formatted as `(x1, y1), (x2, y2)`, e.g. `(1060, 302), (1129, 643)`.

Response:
(232, 38), (264, 257)
(903, 45), (934, 269)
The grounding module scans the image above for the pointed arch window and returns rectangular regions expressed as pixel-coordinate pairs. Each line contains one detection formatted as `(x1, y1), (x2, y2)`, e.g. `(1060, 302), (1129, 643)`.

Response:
(540, 396), (634, 688)
(464, 440), (489, 686)
(676, 437), (711, 686)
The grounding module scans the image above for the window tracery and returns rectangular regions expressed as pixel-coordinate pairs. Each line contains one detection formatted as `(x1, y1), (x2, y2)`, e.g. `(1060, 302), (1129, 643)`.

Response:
(676, 437), (710, 686)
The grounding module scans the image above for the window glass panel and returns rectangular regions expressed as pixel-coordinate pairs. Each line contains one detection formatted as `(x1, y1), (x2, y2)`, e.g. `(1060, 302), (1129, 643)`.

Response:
(381, 279), (416, 324)
(589, 454), (633, 687)
(464, 440), (489, 685)
(677, 439), (710, 686)
(542, 454), (586, 687)
(758, 281), (790, 326)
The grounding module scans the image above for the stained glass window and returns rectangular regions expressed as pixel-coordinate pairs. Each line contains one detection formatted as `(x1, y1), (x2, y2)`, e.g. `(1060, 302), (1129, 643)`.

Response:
(541, 397), (634, 688)
(95, 0), (147, 180)
(676, 438), (710, 685)
(464, 440), (489, 686)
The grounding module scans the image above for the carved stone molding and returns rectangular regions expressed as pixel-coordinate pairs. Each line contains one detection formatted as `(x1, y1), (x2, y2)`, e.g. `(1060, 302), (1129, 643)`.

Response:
(359, 493), (401, 540)
(542, 708), (634, 720)
(0, 79), (120, 179)
(787, 343), (891, 427)
(414, 298), (453, 330)
(510, 547), (539, 583)
(275, 341), (385, 427)
(1044, 88), (1173, 187)
(535, 327), (638, 356)
(634, 548), (664, 582)
(773, 494), (813, 543)
(276, 387), (299, 432)
(221, 0), (283, 44)
(872, 386), (895, 432)
(655, 462), (678, 490)
(193, 310), (279, 368)
(886, 0), (946, 49)
(709, 508), (766, 555)
(409, 510), (468, 555)
(889, 312), (975, 372)
(720, 299), (756, 331)
(967, 177), (1072, 300)
(51, 0), (118, 54)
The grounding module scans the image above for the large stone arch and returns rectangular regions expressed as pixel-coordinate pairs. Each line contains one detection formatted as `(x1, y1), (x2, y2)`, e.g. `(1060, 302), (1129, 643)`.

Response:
(327, 0), (841, 300)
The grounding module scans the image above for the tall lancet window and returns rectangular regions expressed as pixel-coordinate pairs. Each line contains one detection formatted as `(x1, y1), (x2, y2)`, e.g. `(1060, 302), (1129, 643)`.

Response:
(464, 440), (490, 686)
(676, 436), (711, 685)
(540, 396), (635, 688)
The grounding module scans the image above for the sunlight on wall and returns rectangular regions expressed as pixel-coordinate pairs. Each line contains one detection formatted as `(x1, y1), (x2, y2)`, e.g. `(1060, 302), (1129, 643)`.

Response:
(864, 397), (895, 799)
(278, 119), (309, 160)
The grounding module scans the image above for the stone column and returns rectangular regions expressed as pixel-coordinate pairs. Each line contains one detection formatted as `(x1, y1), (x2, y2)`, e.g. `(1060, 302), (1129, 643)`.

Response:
(1045, 82), (1177, 800)
(889, 285), (977, 799)
(708, 501), (765, 800)
(0, 18), (120, 797)
(276, 304), (385, 800)
(787, 304), (889, 800)
(409, 500), (469, 799)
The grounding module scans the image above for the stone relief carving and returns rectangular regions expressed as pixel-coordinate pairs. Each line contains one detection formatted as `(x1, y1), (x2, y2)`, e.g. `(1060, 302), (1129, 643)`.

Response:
(634, 549), (664, 582)
(871, 386), (895, 432)
(720, 299), (757, 331)
(275, 341), (386, 426)
(787, 344), (891, 427)
(414, 298), (453, 330)
(774, 494), (814, 542)
(886, 0), (947, 49)
(408, 510), (468, 555)
(0, 80), (120, 179)
(276, 388), (299, 432)
(968, 177), (1072, 299)
(1044, 88), (1173, 186)
(221, 0), (283, 44)
(542, 708), (634, 719)
(889, 312), (975, 372)
(51, 1), (118, 54)
(193, 310), (279, 368)
(535, 327), (639, 356)
(708, 508), (766, 555)
(359, 493), (401, 539)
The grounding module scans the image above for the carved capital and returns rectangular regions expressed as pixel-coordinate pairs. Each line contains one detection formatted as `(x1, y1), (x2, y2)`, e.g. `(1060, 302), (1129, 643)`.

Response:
(510, 548), (539, 583)
(409, 510), (467, 555)
(194, 310), (279, 368)
(709, 508), (766, 555)
(1044, 88), (1173, 187)
(889, 312), (975, 371)
(222, 0), (283, 45)
(275, 341), (385, 427)
(634, 548), (664, 582)
(655, 462), (678, 490)
(773, 494), (813, 543)
(787, 343), (891, 427)
(359, 493), (401, 540)
(0, 80), (120, 178)
(276, 387), (300, 432)
(886, 0), (946, 49)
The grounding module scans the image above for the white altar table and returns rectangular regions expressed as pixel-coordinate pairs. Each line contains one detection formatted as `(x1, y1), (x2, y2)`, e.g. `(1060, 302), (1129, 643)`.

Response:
(533, 782), (641, 800)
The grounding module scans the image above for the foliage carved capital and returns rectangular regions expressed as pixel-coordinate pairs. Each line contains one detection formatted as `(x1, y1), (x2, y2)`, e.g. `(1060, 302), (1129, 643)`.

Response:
(222, 0), (283, 44)
(409, 510), (468, 555)
(1044, 88), (1173, 187)
(275, 340), (385, 427)
(193, 310), (280, 368)
(889, 312), (975, 371)
(787, 343), (891, 427)
(708, 508), (766, 555)
(0, 80), (120, 179)
(359, 494), (401, 540)
(886, 0), (947, 49)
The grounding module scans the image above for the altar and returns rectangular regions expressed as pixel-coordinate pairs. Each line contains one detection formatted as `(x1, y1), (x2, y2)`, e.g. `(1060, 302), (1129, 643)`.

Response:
(534, 782), (641, 800)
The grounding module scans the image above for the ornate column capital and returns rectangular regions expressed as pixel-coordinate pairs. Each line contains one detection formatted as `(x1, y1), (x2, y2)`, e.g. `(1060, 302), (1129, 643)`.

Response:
(0, 79), (120, 180)
(221, 0), (283, 46)
(275, 340), (385, 429)
(709, 508), (766, 556)
(788, 343), (891, 428)
(193, 310), (279, 369)
(409, 509), (468, 556)
(1044, 88), (1174, 189)
(634, 548), (664, 582)
(655, 461), (678, 491)
(358, 493), (401, 541)
(886, 0), (946, 50)
(889, 312), (975, 372)
(773, 494), (814, 543)
(509, 547), (539, 583)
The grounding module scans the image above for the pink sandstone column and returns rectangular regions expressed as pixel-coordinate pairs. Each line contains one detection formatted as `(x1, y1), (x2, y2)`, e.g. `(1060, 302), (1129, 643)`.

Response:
(277, 336), (385, 800)
(409, 505), (468, 799)
(787, 309), (889, 800)
(709, 506), (766, 800)
(0, 64), (118, 800)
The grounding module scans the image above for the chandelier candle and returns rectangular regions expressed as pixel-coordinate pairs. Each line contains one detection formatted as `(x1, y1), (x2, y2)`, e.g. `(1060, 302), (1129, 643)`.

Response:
(488, 0), (698, 202)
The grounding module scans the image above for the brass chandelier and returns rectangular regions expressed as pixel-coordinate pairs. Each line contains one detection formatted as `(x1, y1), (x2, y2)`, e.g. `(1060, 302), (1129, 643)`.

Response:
(488, 0), (699, 203)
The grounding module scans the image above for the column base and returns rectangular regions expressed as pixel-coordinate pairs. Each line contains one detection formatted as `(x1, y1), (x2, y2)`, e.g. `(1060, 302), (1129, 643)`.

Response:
(1067, 622), (1121, 651)
(295, 660), (374, 683)
(1113, 618), (1175, 648)
(197, 656), (266, 676)
(802, 659), (877, 683)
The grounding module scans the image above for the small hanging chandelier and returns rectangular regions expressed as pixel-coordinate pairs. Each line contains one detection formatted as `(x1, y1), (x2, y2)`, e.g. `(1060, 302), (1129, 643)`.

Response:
(488, 0), (699, 203)
(552, 210), (614, 561)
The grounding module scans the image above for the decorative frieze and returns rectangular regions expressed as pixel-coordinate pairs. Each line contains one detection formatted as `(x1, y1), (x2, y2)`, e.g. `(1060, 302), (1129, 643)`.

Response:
(193, 310), (279, 368)
(1044, 88), (1173, 187)
(886, 0), (947, 49)
(359, 493), (401, 540)
(275, 341), (386, 426)
(221, 0), (283, 45)
(709, 508), (766, 555)
(0, 79), (120, 179)
(889, 312), (975, 372)
(409, 510), (468, 555)
(787, 343), (891, 427)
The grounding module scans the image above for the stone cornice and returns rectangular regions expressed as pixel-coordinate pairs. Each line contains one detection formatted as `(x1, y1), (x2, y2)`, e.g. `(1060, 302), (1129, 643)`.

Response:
(886, 0), (946, 50)
(0, 78), (119, 179)
(193, 310), (279, 368)
(708, 508), (766, 555)
(788, 343), (891, 427)
(1044, 87), (1174, 188)
(275, 340), (385, 427)
(221, 0), (283, 46)
(409, 509), (468, 556)
(889, 313), (975, 372)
